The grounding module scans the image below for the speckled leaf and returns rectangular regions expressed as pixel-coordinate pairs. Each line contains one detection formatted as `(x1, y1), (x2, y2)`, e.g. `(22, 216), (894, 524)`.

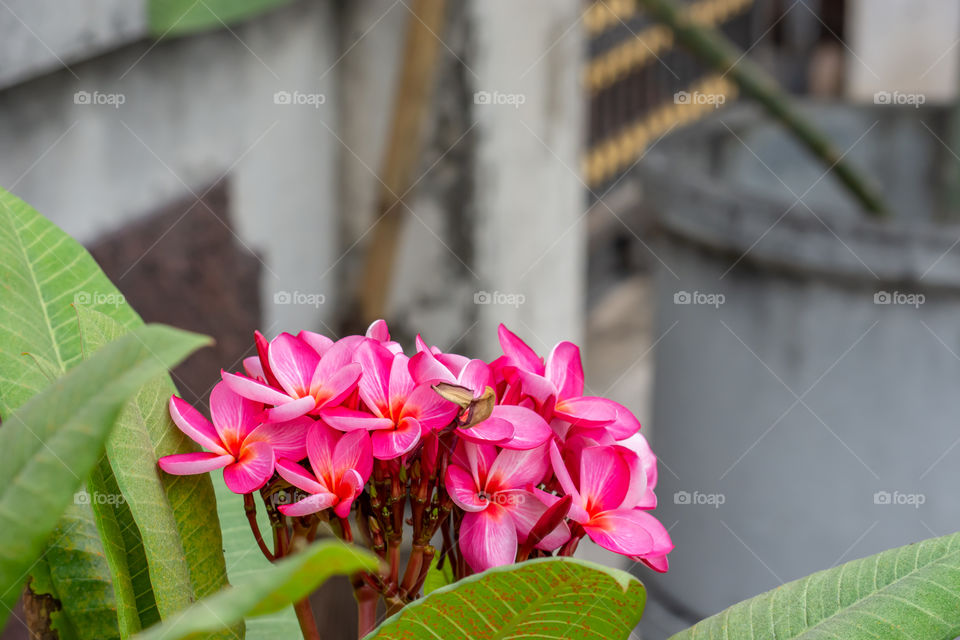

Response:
(148, 0), (296, 36)
(365, 558), (646, 640)
(670, 530), (960, 640)
(0, 325), (209, 630)
(0, 185), (143, 635)
(134, 540), (380, 640)
(78, 306), (237, 638)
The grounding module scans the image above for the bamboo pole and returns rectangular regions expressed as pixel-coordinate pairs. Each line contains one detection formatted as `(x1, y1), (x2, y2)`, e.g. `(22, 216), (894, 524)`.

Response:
(636, 0), (890, 218)
(359, 0), (448, 322)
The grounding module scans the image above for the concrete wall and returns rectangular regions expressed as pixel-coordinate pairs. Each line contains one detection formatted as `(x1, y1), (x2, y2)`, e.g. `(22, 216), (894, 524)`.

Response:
(0, 0), (340, 334)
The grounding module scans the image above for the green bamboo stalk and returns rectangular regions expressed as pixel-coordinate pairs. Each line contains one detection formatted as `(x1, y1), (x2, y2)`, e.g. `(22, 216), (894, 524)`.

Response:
(637, 0), (889, 217)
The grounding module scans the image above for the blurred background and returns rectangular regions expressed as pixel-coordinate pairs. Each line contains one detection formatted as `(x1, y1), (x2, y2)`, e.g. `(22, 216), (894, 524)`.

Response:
(2, 0), (960, 638)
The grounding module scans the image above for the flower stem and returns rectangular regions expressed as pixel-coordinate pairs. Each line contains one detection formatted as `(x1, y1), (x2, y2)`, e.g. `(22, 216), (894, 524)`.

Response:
(354, 582), (379, 640)
(293, 598), (322, 640)
(243, 493), (276, 561)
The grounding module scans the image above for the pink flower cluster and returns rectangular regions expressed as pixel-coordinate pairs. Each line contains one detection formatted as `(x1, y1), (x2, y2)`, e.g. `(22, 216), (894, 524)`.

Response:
(158, 320), (672, 575)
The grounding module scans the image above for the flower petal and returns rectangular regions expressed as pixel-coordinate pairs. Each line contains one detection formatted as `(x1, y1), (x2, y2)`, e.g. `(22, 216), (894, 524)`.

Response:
(279, 492), (338, 517)
(489, 405), (552, 450)
(400, 384), (458, 432)
(548, 440), (583, 507)
(605, 400), (643, 440)
(354, 340), (394, 417)
(275, 458), (326, 494)
(445, 464), (487, 512)
(460, 504), (518, 573)
(553, 396), (619, 427)
(578, 445), (630, 513)
(158, 452), (232, 475)
(487, 444), (550, 493)
(222, 441), (275, 494)
(262, 395), (317, 423)
(370, 417), (421, 459)
(497, 324), (544, 375)
(268, 332), (321, 397)
(246, 416), (313, 462)
(221, 370), (292, 406)
(298, 330), (333, 357)
(333, 469), (364, 518)
(311, 362), (362, 409)
(210, 382), (263, 448)
(333, 430), (374, 485)
(409, 350), (456, 386)
(243, 356), (265, 380)
(388, 354), (415, 415)
(457, 417), (513, 445)
(501, 489), (571, 551)
(546, 341), (584, 400)
(168, 396), (226, 454)
(321, 407), (395, 432)
(582, 508), (659, 556)
(614, 439), (655, 509)
(366, 319), (391, 342)
(457, 360), (494, 397)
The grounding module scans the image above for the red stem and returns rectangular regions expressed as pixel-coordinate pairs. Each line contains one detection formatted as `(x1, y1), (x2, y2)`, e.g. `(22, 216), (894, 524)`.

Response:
(244, 493), (276, 561)
(293, 598), (322, 640)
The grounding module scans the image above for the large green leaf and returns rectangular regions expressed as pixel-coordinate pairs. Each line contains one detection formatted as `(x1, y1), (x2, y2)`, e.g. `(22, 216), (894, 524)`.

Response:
(133, 540), (380, 640)
(0, 185), (143, 636)
(78, 307), (237, 635)
(366, 558), (647, 640)
(671, 530), (960, 640)
(0, 187), (235, 638)
(212, 471), (301, 639)
(0, 325), (209, 629)
(147, 0), (296, 37)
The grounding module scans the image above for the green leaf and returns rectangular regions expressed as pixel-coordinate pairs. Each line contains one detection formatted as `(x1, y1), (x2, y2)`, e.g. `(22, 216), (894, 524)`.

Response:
(133, 540), (380, 640)
(422, 552), (454, 596)
(147, 0), (297, 37)
(670, 530), (960, 640)
(212, 470), (301, 639)
(0, 186), (140, 415)
(0, 187), (235, 638)
(78, 307), (237, 634)
(366, 558), (647, 640)
(87, 460), (146, 637)
(43, 501), (127, 640)
(0, 325), (210, 630)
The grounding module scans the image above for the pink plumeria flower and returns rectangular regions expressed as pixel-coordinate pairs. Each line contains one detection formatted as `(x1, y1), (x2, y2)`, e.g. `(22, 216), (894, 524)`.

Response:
(323, 341), (458, 459)
(541, 440), (672, 572)
(410, 348), (552, 449)
(446, 442), (570, 573)
(276, 421), (373, 518)
(497, 325), (641, 440)
(222, 332), (362, 423)
(158, 382), (312, 494)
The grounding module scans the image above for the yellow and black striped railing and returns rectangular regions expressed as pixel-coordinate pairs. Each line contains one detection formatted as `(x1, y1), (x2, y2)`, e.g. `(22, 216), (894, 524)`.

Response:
(585, 0), (755, 192)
